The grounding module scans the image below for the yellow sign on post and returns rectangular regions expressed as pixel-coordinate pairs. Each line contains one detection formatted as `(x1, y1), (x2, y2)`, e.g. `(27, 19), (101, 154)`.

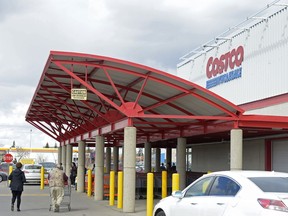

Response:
(71, 89), (87, 100)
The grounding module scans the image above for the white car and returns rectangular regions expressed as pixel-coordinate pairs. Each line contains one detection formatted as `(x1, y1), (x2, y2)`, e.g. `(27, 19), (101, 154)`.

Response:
(153, 170), (288, 216)
(39, 162), (56, 173)
(22, 164), (48, 184)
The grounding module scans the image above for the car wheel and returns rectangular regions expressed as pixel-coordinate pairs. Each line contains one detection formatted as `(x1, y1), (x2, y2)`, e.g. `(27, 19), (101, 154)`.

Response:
(156, 210), (166, 216)
(0, 175), (3, 183)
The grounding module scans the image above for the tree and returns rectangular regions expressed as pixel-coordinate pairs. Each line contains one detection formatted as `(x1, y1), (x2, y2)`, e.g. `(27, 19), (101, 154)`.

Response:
(15, 146), (30, 161)
(44, 142), (49, 148)
(36, 154), (48, 163)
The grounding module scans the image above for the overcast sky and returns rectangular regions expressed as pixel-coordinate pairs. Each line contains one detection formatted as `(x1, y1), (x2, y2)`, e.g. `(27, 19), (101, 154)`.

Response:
(0, 0), (276, 148)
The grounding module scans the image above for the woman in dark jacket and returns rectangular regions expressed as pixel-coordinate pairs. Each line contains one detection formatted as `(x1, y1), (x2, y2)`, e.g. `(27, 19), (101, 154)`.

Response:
(8, 162), (26, 212)
(70, 162), (77, 186)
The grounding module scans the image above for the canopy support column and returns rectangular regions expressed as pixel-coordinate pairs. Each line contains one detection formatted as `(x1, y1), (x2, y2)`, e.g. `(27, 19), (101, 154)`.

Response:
(57, 146), (62, 165)
(230, 129), (243, 170)
(66, 144), (72, 177)
(106, 147), (111, 173)
(77, 141), (86, 193)
(94, 135), (104, 201)
(123, 127), (136, 213)
(144, 142), (151, 173)
(113, 146), (119, 172)
(61, 145), (66, 172)
(177, 137), (186, 190)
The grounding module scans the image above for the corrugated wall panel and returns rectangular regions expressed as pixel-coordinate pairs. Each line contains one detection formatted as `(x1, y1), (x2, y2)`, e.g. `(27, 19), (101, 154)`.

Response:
(177, 7), (288, 105)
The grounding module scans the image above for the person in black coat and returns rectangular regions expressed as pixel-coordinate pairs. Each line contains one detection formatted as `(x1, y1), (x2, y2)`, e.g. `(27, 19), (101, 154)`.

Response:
(8, 162), (26, 212)
(70, 162), (77, 186)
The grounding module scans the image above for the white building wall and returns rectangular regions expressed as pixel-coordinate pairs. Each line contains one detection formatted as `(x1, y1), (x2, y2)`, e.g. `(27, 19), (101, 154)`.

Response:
(191, 143), (230, 172)
(245, 102), (288, 116)
(191, 139), (265, 171)
(272, 139), (288, 172)
(243, 139), (265, 170)
(177, 6), (288, 106)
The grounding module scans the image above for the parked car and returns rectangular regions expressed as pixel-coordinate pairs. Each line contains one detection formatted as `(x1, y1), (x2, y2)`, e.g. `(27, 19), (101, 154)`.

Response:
(153, 170), (288, 216)
(0, 162), (16, 174)
(39, 162), (56, 173)
(0, 171), (8, 182)
(22, 164), (48, 184)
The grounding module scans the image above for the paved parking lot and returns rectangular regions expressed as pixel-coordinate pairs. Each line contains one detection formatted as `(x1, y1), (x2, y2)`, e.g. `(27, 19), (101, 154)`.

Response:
(0, 181), (150, 216)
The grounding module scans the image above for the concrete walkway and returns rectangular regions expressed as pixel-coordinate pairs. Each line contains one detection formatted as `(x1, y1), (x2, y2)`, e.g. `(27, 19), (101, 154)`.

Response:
(0, 181), (155, 216)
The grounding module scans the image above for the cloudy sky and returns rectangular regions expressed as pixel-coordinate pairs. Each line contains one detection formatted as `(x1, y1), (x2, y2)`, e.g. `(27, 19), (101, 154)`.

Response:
(0, 0), (275, 148)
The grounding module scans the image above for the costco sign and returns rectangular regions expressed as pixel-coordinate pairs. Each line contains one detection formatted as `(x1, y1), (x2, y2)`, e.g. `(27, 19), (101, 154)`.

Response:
(206, 46), (244, 89)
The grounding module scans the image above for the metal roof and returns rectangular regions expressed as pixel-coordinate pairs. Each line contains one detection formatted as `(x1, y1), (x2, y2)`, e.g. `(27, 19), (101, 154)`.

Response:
(25, 51), (288, 147)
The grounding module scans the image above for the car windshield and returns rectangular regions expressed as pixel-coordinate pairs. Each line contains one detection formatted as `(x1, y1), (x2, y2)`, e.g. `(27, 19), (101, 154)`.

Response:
(40, 163), (56, 168)
(25, 165), (42, 170)
(249, 177), (288, 192)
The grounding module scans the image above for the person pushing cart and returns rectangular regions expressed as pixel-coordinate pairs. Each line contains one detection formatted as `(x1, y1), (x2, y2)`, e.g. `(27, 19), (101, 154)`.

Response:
(48, 164), (68, 212)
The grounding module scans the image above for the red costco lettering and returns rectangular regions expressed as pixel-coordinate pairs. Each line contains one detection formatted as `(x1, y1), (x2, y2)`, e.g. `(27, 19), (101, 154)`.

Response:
(206, 45), (244, 79)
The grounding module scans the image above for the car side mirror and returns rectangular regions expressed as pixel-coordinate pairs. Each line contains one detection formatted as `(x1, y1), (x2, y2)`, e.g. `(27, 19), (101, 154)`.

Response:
(172, 190), (183, 199)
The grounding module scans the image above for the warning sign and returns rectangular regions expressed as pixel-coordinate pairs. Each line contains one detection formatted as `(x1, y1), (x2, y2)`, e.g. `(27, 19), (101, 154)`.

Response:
(71, 89), (87, 100)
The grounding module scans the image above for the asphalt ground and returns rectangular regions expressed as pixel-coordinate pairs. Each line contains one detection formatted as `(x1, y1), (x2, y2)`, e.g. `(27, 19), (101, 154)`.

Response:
(0, 181), (155, 216)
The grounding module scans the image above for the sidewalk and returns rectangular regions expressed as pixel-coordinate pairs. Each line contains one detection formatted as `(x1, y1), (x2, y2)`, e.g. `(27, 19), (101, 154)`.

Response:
(0, 182), (154, 216)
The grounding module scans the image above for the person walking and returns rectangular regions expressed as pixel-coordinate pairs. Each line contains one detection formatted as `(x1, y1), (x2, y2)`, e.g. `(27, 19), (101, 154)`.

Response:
(48, 164), (68, 212)
(160, 163), (166, 171)
(70, 162), (77, 186)
(8, 162), (26, 212)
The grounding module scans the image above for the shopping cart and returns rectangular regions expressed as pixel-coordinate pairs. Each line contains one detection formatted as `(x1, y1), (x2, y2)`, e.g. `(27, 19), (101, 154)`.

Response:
(49, 184), (71, 212)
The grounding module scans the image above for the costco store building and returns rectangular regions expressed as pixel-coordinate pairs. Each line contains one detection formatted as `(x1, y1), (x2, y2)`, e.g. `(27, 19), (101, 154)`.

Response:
(177, 1), (288, 172)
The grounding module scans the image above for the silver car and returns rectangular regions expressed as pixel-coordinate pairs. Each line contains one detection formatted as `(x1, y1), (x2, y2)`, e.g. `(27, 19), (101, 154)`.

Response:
(22, 164), (48, 184)
(39, 162), (56, 173)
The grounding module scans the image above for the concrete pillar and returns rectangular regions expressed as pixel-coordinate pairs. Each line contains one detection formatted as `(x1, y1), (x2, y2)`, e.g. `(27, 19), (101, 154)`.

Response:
(77, 141), (86, 193)
(186, 147), (192, 171)
(144, 142), (151, 173)
(155, 148), (161, 172)
(61, 145), (66, 172)
(66, 144), (73, 177)
(177, 137), (186, 190)
(230, 129), (243, 170)
(113, 146), (119, 172)
(57, 146), (62, 165)
(105, 147), (111, 173)
(123, 127), (136, 213)
(94, 135), (104, 201)
(166, 148), (172, 171)
(121, 146), (124, 170)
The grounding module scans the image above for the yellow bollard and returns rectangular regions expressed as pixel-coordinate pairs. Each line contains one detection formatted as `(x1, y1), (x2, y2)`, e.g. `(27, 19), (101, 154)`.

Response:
(117, 171), (123, 209)
(109, 171), (115, 206)
(87, 169), (92, 197)
(40, 166), (44, 190)
(147, 173), (154, 216)
(8, 165), (13, 185)
(162, 171), (167, 198)
(172, 173), (180, 192)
